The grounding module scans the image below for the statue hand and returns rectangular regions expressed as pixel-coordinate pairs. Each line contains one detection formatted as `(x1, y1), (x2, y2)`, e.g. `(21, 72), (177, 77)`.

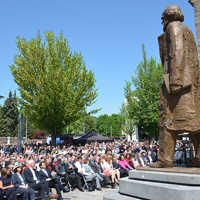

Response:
(170, 85), (182, 94)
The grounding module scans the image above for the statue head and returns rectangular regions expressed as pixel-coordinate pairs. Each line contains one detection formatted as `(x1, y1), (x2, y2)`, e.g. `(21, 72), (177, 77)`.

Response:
(162, 5), (184, 31)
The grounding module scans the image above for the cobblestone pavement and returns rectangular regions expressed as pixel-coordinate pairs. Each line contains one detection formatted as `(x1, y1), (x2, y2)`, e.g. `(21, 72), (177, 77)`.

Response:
(61, 187), (118, 200)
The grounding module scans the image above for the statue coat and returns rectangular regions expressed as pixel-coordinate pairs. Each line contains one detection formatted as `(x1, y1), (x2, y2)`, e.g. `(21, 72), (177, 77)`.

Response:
(158, 21), (200, 133)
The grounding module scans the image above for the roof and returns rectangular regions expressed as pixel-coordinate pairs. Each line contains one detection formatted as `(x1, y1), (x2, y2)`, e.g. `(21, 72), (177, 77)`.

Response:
(76, 130), (113, 142)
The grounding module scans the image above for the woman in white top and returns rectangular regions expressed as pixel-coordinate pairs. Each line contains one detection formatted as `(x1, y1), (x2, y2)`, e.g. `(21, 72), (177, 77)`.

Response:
(100, 155), (118, 185)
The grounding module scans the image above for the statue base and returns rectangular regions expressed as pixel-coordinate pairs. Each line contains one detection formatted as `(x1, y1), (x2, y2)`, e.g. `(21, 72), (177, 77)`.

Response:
(136, 167), (200, 175)
(103, 168), (200, 200)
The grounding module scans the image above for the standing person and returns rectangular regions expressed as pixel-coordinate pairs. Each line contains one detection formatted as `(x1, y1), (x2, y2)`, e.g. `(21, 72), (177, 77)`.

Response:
(0, 168), (16, 200)
(12, 164), (35, 200)
(151, 5), (200, 168)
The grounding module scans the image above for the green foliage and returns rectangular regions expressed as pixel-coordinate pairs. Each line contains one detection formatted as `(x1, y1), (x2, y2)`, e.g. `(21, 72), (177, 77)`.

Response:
(96, 114), (111, 136)
(120, 103), (135, 136)
(64, 115), (96, 134)
(84, 115), (96, 134)
(21, 118), (35, 139)
(0, 91), (19, 136)
(110, 114), (123, 137)
(96, 114), (122, 137)
(124, 45), (163, 137)
(10, 31), (98, 143)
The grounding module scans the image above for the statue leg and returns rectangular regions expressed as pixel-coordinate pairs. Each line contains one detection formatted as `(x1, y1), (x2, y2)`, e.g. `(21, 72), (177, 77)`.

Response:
(150, 127), (176, 168)
(191, 134), (200, 167)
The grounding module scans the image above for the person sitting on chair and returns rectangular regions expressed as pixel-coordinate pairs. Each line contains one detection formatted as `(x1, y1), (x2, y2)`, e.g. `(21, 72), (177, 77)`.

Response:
(92, 156), (111, 187)
(23, 160), (48, 200)
(38, 161), (63, 200)
(12, 164), (35, 200)
(0, 167), (16, 200)
(82, 158), (103, 191)
(64, 156), (84, 192)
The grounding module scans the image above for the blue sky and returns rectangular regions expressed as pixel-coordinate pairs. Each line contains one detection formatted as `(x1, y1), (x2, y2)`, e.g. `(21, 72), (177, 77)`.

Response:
(0, 0), (195, 116)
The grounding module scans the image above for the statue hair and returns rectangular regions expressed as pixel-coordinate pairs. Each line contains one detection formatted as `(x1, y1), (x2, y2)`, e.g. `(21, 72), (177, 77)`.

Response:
(162, 5), (184, 22)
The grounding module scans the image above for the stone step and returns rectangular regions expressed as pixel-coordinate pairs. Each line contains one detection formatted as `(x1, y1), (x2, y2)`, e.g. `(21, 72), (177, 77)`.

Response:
(129, 170), (200, 185)
(119, 177), (200, 200)
(103, 190), (141, 200)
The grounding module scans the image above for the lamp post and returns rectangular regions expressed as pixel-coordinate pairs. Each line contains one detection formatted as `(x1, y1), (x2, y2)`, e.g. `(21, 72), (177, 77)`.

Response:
(17, 114), (23, 153)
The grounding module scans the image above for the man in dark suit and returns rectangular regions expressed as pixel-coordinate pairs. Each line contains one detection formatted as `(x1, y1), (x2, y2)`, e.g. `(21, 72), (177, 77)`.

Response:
(12, 164), (35, 200)
(23, 160), (48, 200)
(64, 157), (84, 191)
(90, 156), (110, 187)
(38, 161), (63, 200)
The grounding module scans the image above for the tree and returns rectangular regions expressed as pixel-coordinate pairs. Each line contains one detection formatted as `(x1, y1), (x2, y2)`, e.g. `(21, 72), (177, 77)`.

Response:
(124, 45), (163, 137)
(64, 114), (96, 134)
(96, 114), (111, 136)
(84, 115), (96, 134)
(109, 114), (123, 137)
(189, 0), (200, 60)
(96, 114), (122, 137)
(0, 91), (19, 136)
(120, 102), (136, 138)
(21, 118), (35, 139)
(10, 32), (98, 145)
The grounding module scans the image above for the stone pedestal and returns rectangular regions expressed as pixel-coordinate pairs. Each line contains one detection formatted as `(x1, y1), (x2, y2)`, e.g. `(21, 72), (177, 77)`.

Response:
(103, 169), (200, 200)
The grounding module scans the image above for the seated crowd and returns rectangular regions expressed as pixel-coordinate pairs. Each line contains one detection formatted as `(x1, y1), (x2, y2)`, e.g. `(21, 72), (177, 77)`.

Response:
(0, 140), (158, 200)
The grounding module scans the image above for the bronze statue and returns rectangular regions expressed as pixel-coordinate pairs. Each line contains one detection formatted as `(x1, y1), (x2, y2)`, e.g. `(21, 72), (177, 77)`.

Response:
(151, 5), (200, 168)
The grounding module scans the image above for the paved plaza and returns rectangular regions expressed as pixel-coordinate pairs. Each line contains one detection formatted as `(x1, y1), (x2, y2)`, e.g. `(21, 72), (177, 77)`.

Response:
(61, 188), (117, 200)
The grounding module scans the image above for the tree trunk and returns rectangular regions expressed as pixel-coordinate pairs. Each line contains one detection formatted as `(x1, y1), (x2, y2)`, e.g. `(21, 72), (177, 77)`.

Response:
(189, 0), (200, 60)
